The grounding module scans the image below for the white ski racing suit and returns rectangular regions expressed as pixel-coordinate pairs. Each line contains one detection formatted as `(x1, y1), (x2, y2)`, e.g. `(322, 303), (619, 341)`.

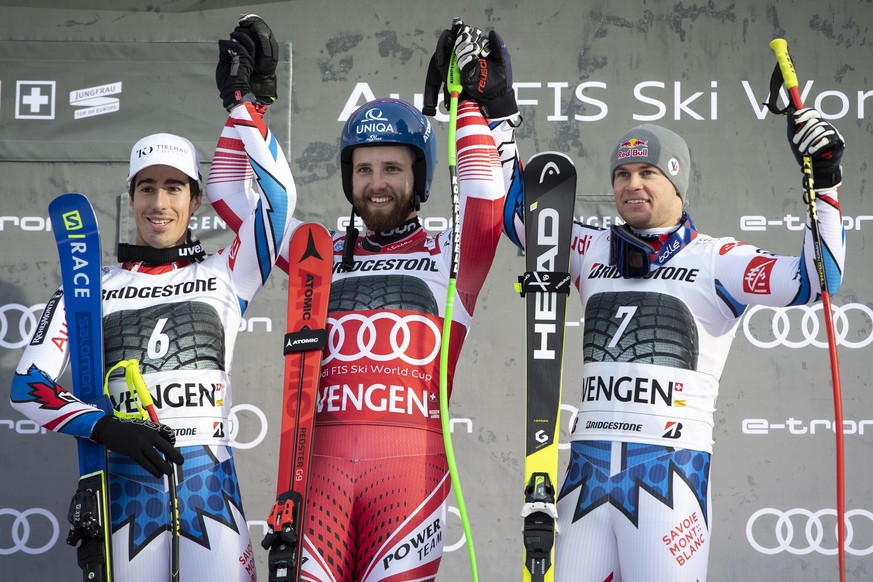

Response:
(505, 169), (845, 581)
(10, 102), (294, 582)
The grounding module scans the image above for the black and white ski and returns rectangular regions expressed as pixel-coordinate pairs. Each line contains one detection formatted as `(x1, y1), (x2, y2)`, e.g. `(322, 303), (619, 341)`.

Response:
(518, 153), (576, 582)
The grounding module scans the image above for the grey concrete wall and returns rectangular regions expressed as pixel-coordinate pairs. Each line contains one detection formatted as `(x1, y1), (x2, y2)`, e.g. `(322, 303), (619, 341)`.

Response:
(1, 1), (871, 580)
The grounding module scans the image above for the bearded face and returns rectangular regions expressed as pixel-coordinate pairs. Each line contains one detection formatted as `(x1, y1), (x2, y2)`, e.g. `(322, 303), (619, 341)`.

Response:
(350, 145), (417, 232)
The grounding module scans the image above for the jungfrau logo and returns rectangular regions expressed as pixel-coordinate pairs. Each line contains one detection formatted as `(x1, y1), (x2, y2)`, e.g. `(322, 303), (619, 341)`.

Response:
(70, 81), (122, 120)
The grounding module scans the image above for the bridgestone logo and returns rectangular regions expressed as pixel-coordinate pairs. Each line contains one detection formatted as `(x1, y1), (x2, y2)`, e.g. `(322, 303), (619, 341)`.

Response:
(585, 421), (643, 432)
(103, 277), (218, 300)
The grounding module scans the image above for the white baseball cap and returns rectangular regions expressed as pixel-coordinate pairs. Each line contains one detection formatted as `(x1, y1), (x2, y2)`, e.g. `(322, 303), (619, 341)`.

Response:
(127, 133), (202, 189)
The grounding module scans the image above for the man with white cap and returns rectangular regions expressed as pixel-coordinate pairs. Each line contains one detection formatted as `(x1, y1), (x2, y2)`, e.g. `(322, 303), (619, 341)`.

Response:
(504, 114), (847, 581)
(10, 23), (295, 580)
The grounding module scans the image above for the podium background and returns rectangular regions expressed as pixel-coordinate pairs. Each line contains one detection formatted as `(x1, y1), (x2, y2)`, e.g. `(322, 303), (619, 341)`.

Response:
(1, 1), (871, 580)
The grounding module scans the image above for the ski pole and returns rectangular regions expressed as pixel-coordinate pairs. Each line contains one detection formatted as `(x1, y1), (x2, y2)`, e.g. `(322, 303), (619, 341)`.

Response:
(769, 38), (846, 582)
(439, 27), (479, 581)
(108, 359), (181, 582)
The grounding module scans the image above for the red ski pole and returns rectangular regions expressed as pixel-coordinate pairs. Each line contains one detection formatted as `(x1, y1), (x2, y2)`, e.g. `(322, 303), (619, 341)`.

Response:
(769, 38), (846, 582)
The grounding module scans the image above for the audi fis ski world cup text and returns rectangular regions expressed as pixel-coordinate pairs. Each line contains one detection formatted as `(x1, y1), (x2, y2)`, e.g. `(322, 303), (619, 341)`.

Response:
(338, 79), (873, 123)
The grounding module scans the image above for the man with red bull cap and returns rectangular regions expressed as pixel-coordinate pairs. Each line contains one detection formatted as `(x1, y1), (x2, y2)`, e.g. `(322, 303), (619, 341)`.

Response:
(505, 115), (847, 580)
(207, 16), (518, 582)
(10, 37), (296, 580)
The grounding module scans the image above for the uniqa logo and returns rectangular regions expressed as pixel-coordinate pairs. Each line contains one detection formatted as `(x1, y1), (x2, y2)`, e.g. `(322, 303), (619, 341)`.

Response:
(357, 107), (395, 135)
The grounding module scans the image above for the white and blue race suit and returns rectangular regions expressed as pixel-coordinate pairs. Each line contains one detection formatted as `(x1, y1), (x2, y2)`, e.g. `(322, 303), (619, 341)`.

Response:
(504, 154), (845, 581)
(10, 102), (294, 582)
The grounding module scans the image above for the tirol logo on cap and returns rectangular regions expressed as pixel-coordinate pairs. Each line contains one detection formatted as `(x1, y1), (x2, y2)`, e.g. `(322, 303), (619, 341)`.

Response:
(668, 157), (680, 176)
(616, 137), (648, 160)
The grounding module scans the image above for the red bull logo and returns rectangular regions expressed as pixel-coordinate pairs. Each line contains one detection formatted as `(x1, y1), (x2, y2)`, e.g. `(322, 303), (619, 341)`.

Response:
(617, 137), (648, 159)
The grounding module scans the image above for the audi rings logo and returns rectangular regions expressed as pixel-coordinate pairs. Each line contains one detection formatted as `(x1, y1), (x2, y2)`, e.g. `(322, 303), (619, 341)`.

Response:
(0, 508), (60, 555)
(228, 403), (268, 450)
(323, 313), (441, 366)
(746, 508), (873, 556)
(742, 303), (873, 349)
(0, 303), (46, 350)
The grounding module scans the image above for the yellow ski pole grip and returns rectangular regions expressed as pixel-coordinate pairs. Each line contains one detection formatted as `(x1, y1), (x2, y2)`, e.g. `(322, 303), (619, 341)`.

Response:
(769, 38), (799, 93)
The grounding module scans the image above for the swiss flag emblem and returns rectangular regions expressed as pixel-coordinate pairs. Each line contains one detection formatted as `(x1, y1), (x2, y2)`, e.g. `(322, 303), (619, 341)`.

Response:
(743, 256), (777, 294)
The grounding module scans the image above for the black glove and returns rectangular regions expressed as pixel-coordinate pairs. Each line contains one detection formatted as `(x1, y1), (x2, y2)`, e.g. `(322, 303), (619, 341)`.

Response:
(423, 19), (518, 120)
(787, 107), (845, 188)
(91, 415), (184, 478)
(459, 29), (517, 119)
(233, 14), (279, 104)
(423, 19), (465, 115)
(216, 36), (256, 111)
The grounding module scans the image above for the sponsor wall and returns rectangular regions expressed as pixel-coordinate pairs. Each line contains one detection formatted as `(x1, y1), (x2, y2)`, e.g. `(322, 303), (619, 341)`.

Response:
(1, 1), (871, 580)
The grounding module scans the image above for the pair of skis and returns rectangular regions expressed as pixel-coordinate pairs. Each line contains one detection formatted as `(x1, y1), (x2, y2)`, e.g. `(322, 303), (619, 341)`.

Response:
(50, 193), (180, 582)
